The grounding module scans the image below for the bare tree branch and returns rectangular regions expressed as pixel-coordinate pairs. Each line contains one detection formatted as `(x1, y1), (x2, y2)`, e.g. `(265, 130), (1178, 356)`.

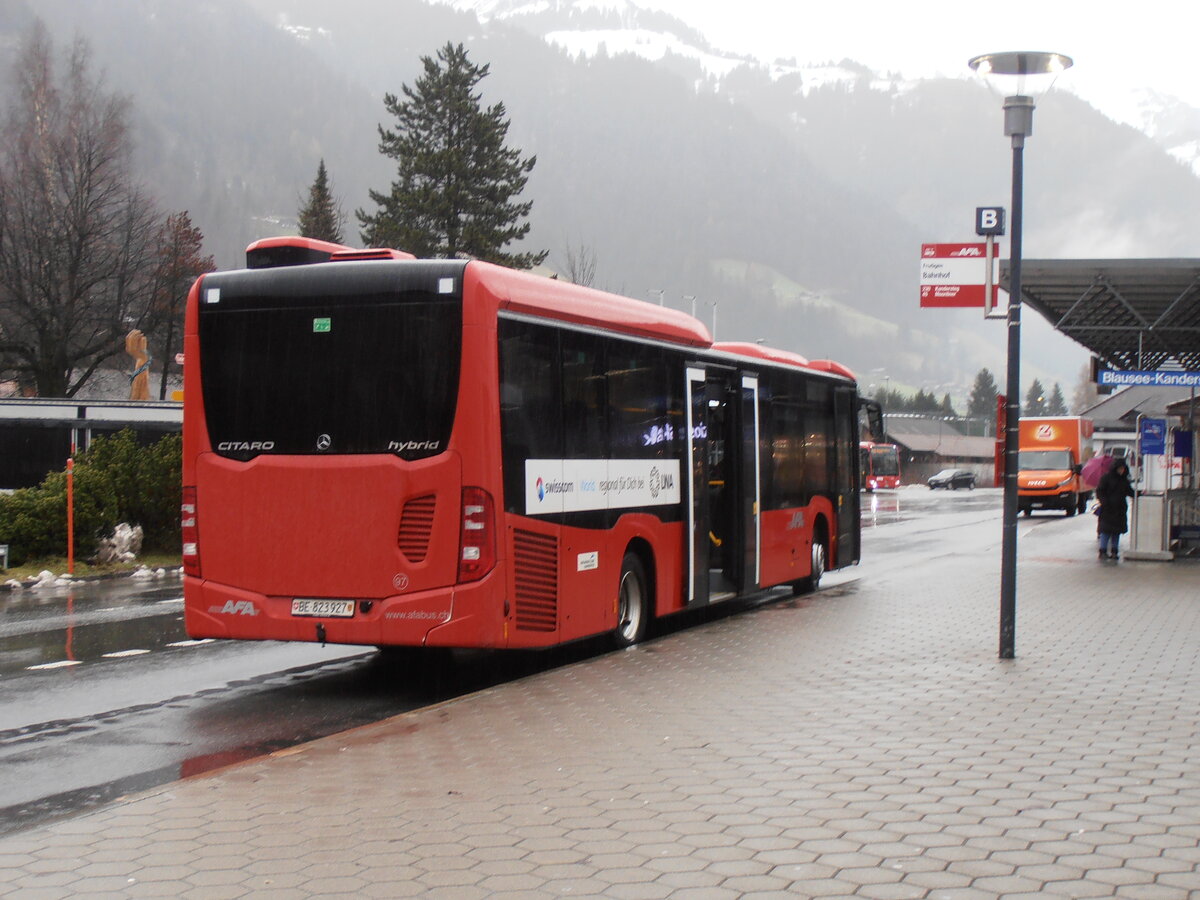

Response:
(562, 240), (598, 287)
(0, 23), (164, 397)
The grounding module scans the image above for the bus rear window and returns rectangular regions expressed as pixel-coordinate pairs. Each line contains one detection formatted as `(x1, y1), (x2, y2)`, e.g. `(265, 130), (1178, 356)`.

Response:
(198, 262), (463, 461)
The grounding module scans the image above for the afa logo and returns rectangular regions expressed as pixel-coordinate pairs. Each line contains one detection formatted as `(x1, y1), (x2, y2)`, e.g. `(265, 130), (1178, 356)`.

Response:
(214, 600), (258, 616)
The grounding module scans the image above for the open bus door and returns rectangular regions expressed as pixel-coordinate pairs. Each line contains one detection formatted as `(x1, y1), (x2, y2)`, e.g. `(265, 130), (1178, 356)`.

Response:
(685, 366), (761, 604)
(836, 386), (862, 566)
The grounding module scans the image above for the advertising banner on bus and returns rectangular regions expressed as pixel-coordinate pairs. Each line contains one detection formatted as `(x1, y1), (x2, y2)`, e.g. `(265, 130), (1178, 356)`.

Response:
(524, 459), (682, 515)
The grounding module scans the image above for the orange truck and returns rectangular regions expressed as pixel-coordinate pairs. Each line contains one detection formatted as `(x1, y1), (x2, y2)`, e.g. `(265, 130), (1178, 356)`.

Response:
(1017, 416), (1095, 516)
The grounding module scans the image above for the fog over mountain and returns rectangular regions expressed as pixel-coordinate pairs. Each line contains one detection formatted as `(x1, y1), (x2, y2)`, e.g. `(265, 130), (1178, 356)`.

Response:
(4, 0), (1197, 403)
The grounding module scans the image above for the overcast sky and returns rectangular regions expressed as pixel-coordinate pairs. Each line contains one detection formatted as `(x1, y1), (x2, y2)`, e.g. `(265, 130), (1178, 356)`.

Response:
(640, 0), (1200, 122)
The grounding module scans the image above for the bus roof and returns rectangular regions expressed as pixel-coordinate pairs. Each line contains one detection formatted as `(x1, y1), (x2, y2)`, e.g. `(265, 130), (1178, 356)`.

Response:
(235, 238), (856, 372)
(470, 261), (712, 348)
(712, 341), (809, 367)
(713, 342), (857, 383)
(807, 359), (858, 382)
(245, 236), (354, 268)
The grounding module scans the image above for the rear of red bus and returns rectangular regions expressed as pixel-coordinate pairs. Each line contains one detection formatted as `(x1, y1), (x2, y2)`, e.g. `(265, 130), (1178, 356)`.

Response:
(182, 258), (510, 649)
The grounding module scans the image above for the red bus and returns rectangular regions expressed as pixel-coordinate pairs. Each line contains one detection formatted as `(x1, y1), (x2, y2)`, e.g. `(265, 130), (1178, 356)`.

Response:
(182, 238), (869, 651)
(859, 441), (901, 490)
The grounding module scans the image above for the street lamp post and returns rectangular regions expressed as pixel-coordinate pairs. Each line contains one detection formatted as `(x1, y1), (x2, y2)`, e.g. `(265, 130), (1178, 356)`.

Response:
(968, 51), (1072, 660)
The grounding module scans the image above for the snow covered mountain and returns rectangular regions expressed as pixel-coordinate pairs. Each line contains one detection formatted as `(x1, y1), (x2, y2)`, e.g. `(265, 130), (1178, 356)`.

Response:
(433, 0), (872, 89)
(434, 0), (748, 77)
(1119, 88), (1200, 178)
(434, 0), (1200, 178)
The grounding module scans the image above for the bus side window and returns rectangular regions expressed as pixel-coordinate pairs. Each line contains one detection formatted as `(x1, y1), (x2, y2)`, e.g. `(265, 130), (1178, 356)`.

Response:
(499, 320), (563, 513)
(561, 331), (607, 460)
(607, 346), (674, 461)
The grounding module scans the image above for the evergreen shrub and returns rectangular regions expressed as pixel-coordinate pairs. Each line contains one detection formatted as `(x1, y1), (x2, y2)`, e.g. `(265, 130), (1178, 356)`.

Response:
(0, 430), (181, 566)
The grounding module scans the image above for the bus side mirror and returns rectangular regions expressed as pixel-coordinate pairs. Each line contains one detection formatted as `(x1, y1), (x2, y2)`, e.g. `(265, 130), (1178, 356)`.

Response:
(858, 398), (884, 442)
(1072, 464), (1082, 475)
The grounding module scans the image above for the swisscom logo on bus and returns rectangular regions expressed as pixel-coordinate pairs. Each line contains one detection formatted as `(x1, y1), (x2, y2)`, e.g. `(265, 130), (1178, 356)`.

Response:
(525, 459), (680, 515)
(535, 476), (574, 502)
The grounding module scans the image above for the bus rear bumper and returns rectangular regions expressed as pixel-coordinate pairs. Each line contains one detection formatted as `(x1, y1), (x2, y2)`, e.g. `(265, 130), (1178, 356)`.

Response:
(183, 575), (503, 647)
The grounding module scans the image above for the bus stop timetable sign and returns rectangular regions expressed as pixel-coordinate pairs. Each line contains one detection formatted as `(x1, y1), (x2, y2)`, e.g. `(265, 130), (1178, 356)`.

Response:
(920, 243), (995, 308)
(1140, 418), (1167, 456)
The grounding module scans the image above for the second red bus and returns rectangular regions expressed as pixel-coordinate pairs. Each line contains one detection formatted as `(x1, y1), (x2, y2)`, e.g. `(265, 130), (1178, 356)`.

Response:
(860, 441), (901, 490)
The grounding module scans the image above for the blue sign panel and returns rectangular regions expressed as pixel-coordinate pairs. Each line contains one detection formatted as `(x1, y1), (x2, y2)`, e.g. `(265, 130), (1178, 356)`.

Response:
(1140, 418), (1167, 456)
(1098, 369), (1200, 388)
(1175, 429), (1193, 460)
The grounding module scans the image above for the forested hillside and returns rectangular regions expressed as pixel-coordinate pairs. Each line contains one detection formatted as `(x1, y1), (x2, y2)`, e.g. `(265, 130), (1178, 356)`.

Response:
(3, 0), (1197, 398)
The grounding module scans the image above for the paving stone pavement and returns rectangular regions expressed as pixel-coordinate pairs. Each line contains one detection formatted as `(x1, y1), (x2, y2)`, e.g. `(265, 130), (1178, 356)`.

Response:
(1, 508), (1198, 898)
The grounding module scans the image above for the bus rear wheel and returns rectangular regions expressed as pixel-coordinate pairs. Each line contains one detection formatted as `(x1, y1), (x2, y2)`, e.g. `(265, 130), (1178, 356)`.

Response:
(614, 552), (649, 648)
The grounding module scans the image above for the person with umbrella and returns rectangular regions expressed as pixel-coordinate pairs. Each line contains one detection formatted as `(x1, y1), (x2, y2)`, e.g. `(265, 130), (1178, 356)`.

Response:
(1081, 452), (1114, 490)
(1094, 459), (1135, 561)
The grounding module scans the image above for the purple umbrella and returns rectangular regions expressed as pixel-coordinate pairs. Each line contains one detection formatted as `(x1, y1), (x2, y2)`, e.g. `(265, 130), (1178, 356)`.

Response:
(1081, 454), (1114, 488)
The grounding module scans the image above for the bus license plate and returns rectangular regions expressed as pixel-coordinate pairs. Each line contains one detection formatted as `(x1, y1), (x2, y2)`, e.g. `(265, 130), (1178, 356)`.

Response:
(291, 599), (356, 618)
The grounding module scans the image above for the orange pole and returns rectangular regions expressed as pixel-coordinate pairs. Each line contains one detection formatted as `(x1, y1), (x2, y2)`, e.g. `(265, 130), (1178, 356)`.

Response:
(66, 457), (75, 575)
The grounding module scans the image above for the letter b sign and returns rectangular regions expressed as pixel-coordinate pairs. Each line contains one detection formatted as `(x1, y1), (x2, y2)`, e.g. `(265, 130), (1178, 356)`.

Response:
(975, 206), (1006, 236)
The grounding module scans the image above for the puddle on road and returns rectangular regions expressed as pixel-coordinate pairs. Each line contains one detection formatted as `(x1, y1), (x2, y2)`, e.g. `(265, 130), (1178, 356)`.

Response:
(0, 609), (188, 675)
(862, 490), (905, 528)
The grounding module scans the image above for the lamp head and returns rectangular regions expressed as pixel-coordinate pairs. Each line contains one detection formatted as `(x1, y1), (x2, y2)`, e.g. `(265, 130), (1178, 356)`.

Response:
(968, 51), (1073, 98)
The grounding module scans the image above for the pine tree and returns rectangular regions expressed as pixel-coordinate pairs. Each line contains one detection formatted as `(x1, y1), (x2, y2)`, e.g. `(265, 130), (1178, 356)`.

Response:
(913, 389), (939, 413)
(875, 386), (906, 413)
(357, 42), (547, 268)
(1024, 378), (1048, 416)
(1046, 382), (1068, 416)
(297, 159), (345, 244)
(966, 368), (999, 419)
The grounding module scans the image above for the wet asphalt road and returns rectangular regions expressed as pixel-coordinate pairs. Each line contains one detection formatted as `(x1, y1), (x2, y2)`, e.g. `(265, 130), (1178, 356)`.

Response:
(0, 486), (1012, 835)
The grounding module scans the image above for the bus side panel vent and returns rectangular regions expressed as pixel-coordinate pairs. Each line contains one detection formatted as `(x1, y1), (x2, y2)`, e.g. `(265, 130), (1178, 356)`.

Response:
(398, 494), (437, 563)
(512, 529), (558, 632)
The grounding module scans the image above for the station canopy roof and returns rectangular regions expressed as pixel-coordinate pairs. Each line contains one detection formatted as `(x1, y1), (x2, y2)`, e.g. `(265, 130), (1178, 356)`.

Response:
(998, 259), (1200, 371)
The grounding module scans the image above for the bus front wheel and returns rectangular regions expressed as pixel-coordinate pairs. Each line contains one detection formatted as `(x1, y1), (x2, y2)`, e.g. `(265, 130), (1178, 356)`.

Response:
(614, 552), (649, 648)
(792, 534), (827, 595)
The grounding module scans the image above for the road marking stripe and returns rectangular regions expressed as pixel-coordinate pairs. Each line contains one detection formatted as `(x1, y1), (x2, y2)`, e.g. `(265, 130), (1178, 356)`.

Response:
(166, 638), (214, 647)
(27, 660), (83, 670)
(102, 649), (151, 658)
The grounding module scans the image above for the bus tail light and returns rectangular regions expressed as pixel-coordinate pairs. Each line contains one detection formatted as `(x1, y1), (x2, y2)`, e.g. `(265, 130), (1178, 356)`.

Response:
(182, 486), (201, 577)
(458, 487), (496, 582)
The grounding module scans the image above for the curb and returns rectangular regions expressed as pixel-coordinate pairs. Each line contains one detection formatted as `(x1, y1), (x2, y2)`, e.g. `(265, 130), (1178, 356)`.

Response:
(1, 566), (183, 593)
